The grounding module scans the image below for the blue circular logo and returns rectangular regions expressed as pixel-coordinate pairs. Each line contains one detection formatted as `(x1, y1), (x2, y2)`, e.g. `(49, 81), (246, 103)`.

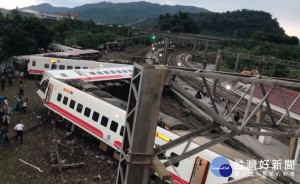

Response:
(210, 157), (232, 177)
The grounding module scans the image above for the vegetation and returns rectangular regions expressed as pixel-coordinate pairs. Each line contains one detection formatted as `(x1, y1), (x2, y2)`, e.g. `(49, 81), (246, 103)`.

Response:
(0, 11), (132, 60)
(219, 38), (300, 78)
(0, 11), (52, 60)
(51, 19), (130, 49)
(23, 2), (209, 25)
(158, 11), (199, 33)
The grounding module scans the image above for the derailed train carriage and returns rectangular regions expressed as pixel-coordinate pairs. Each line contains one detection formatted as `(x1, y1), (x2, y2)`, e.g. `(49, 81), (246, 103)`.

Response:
(37, 68), (254, 184)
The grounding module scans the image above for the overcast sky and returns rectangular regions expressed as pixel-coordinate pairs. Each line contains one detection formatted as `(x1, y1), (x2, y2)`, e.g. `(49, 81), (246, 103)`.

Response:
(1, 0), (299, 38)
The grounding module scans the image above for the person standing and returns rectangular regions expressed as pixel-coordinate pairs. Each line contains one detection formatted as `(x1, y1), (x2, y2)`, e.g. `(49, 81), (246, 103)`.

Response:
(1, 126), (9, 148)
(21, 98), (28, 114)
(1, 75), (5, 91)
(2, 114), (10, 128)
(202, 59), (207, 70)
(202, 86), (207, 98)
(8, 70), (13, 85)
(19, 72), (24, 87)
(15, 120), (24, 145)
(234, 112), (240, 122)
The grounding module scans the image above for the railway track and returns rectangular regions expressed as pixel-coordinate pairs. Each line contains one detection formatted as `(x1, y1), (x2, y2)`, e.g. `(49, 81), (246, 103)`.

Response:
(168, 51), (292, 145)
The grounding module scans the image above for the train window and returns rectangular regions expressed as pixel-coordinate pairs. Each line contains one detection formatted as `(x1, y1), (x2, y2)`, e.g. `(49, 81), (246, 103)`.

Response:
(74, 71), (83, 76)
(128, 69), (133, 72)
(170, 152), (179, 167)
(75, 66), (80, 69)
(116, 70), (122, 73)
(120, 126), (124, 136)
(76, 103), (83, 113)
(104, 71), (110, 74)
(89, 72), (96, 75)
(157, 151), (166, 159)
(59, 65), (65, 70)
(63, 96), (68, 105)
(67, 66), (73, 69)
(92, 111), (100, 122)
(84, 107), (91, 117)
(69, 100), (75, 109)
(83, 67), (88, 69)
(44, 64), (49, 68)
(39, 79), (49, 93)
(32, 61), (36, 66)
(60, 73), (68, 77)
(100, 116), (108, 127)
(122, 70), (128, 73)
(57, 93), (62, 102)
(96, 71), (103, 75)
(110, 70), (116, 74)
(110, 121), (118, 132)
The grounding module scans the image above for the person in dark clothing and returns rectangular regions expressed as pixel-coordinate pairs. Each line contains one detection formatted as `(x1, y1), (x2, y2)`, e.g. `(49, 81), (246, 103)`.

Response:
(18, 88), (24, 97)
(234, 112), (240, 122)
(8, 70), (13, 85)
(1, 126), (9, 148)
(195, 90), (202, 99)
(202, 59), (207, 70)
(2, 114), (10, 128)
(1, 75), (5, 91)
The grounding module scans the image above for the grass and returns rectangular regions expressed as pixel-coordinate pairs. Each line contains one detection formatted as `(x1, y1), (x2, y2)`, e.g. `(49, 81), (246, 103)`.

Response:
(0, 77), (46, 184)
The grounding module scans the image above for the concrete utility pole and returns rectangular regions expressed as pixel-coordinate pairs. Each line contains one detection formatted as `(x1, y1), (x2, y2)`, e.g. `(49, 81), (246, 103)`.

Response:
(116, 64), (168, 184)
(163, 37), (169, 65)
(211, 47), (223, 95)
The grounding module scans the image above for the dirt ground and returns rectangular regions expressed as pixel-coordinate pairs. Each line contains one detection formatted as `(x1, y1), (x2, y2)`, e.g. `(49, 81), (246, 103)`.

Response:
(0, 77), (118, 184)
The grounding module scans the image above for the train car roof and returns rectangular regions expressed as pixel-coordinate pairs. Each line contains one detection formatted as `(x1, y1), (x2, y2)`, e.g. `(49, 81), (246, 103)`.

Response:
(44, 66), (133, 82)
(43, 49), (100, 58)
(172, 130), (257, 163)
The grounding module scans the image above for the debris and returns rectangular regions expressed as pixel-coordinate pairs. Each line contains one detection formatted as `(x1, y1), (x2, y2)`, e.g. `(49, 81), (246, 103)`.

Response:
(19, 159), (43, 173)
(51, 162), (85, 170)
(93, 174), (102, 180)
(35, 116), (41, 119)
(66, 139), (75, 145)
(60, 159), (67, 164)
(64, 132), (73, 138)
(107, 160), (113, 164)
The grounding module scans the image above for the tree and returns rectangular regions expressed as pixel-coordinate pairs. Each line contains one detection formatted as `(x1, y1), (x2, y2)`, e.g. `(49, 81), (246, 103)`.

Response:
(51, 19), (71, 43)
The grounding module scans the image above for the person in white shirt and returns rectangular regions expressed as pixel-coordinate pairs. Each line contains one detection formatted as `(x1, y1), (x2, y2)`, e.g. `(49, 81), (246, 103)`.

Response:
(21, 98), (28, 114)
(14, 120), (24, 145)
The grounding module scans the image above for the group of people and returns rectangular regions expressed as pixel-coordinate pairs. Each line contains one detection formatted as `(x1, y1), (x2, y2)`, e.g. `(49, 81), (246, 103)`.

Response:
(1, 119), (24, 148)
(0, 71), (27, 148)
(195, 86), (241, 123)
(0, 66), (14, 91)
(220, 98), (240, 122)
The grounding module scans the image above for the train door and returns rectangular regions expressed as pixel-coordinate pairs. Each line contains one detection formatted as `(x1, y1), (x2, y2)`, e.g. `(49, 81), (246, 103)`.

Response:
(37, 79), (50, 100)
(45, 83), (54, 104)
(189, 157), (209, 184)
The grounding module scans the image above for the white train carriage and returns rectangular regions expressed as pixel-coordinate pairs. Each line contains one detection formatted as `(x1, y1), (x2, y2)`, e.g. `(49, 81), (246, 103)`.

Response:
(48, 42), (81, 52)
(13, 55), (129, 75)
(40, 67), (133, 82)
(37, 73), (253, 184)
